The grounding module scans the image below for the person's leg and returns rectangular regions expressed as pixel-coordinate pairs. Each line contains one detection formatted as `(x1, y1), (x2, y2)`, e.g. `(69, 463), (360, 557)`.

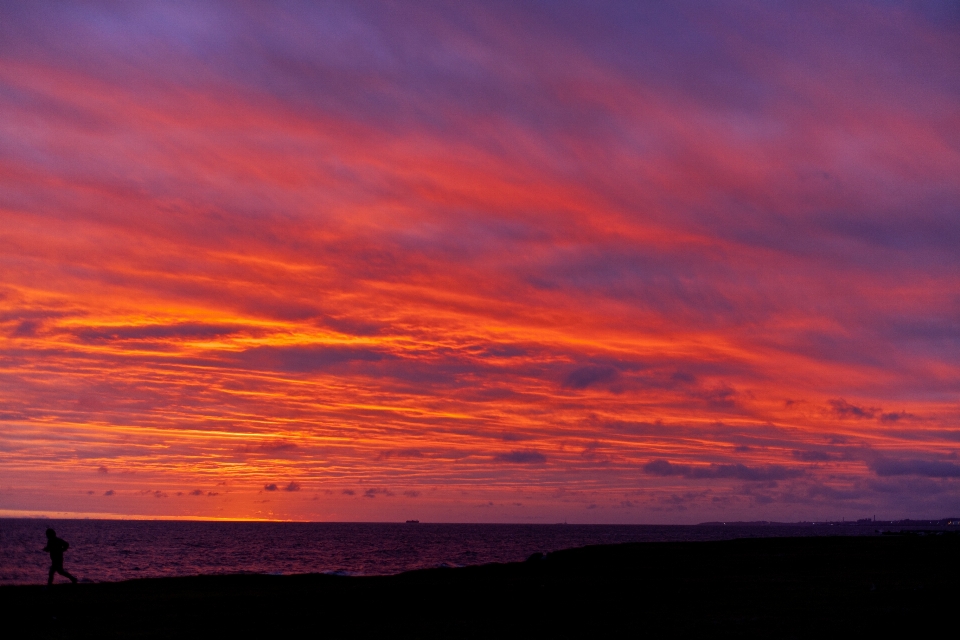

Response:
(48, 566), (55, 585)
(57, 568), (78, 583)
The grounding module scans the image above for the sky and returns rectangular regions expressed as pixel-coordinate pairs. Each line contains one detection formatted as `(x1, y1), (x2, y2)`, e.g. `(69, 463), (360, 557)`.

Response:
(1, 0), (959, 523)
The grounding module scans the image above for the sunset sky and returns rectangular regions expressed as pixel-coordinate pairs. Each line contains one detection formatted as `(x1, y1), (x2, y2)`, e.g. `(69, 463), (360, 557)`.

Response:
(1, 1), (959, 523)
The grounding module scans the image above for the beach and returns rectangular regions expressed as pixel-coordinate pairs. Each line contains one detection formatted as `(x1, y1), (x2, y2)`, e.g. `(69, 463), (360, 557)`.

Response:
(3, 534), (957, 638)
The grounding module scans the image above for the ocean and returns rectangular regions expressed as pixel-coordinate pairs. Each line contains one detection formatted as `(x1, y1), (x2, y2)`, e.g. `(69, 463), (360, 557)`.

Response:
(0, 519), (878, 586)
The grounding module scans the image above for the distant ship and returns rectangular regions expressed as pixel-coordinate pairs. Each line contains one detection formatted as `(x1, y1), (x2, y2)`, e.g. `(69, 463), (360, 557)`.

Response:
(405, 519), (419, 523)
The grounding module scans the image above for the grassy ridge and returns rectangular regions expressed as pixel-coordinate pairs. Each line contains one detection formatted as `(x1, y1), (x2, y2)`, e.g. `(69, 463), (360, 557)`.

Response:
(3, 535), (958, 638)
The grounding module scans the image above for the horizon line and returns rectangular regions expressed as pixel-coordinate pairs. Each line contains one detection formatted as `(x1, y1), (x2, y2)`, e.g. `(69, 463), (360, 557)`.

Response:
(2, 511), (957, 526)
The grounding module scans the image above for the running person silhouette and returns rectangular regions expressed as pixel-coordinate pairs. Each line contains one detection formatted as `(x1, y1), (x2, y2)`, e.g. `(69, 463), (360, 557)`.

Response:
(44, 528), (78, 585)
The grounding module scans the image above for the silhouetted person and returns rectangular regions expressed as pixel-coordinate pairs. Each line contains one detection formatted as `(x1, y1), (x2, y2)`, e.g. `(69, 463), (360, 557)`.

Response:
(44, 528), (77, 585)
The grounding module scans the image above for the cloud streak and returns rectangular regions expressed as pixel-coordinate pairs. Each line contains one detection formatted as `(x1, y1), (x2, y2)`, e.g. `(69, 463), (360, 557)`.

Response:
(643, 460), (803, 482)
(871, 459), (960, 479)
(0, 1), (958, 522)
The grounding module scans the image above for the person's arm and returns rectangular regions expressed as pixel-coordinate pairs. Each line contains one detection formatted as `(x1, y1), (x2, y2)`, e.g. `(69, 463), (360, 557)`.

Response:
(61, 540), (69, 551)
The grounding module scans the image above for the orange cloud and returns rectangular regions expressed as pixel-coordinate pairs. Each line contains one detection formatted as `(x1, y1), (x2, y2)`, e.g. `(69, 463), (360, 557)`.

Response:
(1, 1), (958, 522)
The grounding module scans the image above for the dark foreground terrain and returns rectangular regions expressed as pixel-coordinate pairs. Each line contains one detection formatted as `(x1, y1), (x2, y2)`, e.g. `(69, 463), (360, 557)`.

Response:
(3, 535), (957, 638)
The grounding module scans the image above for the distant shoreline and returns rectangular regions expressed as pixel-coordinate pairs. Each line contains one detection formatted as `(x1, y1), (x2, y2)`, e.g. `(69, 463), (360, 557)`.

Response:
(698, 517), (960, 526)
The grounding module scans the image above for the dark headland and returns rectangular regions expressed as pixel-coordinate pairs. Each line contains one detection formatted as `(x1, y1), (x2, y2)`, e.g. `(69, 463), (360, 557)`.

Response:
(3, 534), (958, 639)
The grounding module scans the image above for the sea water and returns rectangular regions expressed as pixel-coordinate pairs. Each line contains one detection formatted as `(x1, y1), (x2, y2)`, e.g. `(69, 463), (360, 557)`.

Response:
(0, 519), (878, 585)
